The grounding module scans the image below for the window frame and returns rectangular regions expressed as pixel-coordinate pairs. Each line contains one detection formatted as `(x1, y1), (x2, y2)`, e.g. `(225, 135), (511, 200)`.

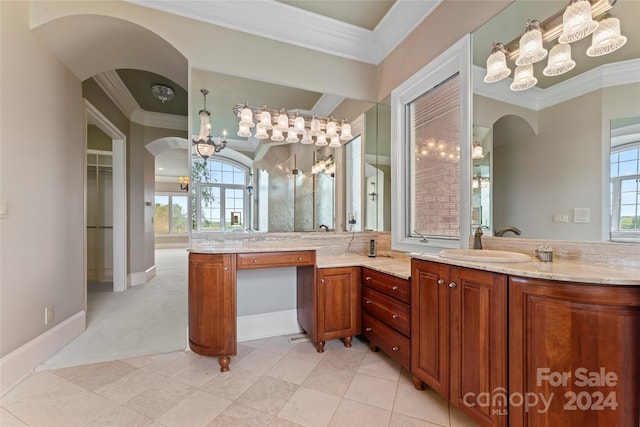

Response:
(154, 193), (189, 236)
(391, 35), (472, 253)
(610, 141), (640, 241)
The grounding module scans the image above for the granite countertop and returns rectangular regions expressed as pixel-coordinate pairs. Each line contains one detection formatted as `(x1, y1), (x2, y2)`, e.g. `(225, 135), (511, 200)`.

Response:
(189, 242), (319, 254)
(411, 252), (640, 286)
(317, 254), (412, 280)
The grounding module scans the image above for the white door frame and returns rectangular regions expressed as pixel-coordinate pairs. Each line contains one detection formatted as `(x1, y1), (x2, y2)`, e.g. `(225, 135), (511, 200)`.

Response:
(84, 100), (127, 298)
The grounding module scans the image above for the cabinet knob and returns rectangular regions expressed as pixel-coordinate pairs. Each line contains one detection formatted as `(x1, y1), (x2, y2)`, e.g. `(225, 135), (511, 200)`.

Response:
(392, 285), (399, 291)
(437, 279), (445, 285)
(392, 314), (399, 319)
(392, 346), (399, 351)
(224, 266), (228, 271)
(365, 276), (371, 281)
(320, 279), (325, 284)
(298, 257), (302, 261)
(366, 300), (372, 304)
(252, 259), (258, 263)
(365, 327), (372, 332)
(449, 282), (457, 288)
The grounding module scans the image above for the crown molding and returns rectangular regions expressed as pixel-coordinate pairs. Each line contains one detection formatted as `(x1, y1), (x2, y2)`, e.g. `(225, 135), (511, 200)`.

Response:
(473, 59), (640, 111)
(93, 71), (187, 130)
(125, 0), (441, 65)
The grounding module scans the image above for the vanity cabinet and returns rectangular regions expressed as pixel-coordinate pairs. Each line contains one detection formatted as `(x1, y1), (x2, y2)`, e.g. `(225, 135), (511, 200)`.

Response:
(411, 259), (507, 427)
(299, 267), (361, 353)
(509, 276), (640, 427)
(361, 268), (411, 370)
(188, 253), (236, 372)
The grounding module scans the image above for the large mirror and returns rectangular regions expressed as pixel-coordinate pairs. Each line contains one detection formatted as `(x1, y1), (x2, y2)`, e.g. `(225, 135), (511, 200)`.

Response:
(189, 68), (391, 233)
(472, 0), (640, 241)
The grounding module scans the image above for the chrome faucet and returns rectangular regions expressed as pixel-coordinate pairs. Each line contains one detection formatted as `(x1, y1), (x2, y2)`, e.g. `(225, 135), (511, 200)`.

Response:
(473, 227), (483, 249)
(494, 226), (522, 237)
(319, 224), (329, 232)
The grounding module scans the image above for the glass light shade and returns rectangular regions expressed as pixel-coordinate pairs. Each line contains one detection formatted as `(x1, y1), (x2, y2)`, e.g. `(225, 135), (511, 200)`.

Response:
(294, 115), (305, 134)
(472, 144), (484, 159)
(254, 124), (269, 139)
(326, 119), (337, 137)
(325, 163), (335, 176)
(510, 64), (537, 91)
(339, 122), (353, 141)
(271, 128), (284, 142)
(543, 43), (576, 76)
(587, 16), (627, 57)
(484, 43), (511, 83)
(315, 132), (328, 146)
(198, 110), (211, 139)
(310, 116), (321, 136)
(300, 130), (313, 144)
(515, 20), (547, 66)
(329, 135), (341, 148)
(239, 105), (255, 128)
(286, 128), (299, 143)
(195, 140), (215, 161)
(311, 164), (319, 174)
(276, 110), (289, 131)
(559, 0), (598, 44)
(237, 123), (251, 138)
(259, 109), (273, 130)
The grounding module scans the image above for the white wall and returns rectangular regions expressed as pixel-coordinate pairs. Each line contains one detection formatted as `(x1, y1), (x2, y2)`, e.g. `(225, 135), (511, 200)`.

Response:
(0, 0), (85, 373)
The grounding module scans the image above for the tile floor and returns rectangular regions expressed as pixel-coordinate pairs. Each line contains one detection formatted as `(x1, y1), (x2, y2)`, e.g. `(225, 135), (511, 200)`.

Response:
(1, 334), (480, 427)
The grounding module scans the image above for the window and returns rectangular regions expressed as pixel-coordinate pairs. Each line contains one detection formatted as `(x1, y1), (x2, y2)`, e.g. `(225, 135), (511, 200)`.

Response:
(611, 141), (640, 238)
(154, 194), (188, 234)
(391, 35), (471, 252)
(192, 158), (249, 232)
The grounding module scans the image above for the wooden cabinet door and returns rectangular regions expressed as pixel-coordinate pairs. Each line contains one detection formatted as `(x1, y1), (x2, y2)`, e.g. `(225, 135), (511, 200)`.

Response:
(317, 267), (361, 342)
(411, 260), (450, 397)
(449, 267), (507, 427)
(188, 253), (236, 359)
(510, 277), (640, 427)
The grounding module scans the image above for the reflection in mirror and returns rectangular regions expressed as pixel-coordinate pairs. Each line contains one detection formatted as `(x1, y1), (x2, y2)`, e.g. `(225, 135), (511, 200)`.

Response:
(472, 0), (640, 241)
(364, 100), (391, 231)
(610, 117), (640, 242)
(472, 125), (492, 232)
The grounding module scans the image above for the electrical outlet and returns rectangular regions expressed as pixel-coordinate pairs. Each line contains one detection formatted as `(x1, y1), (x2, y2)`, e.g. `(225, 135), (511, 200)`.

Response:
(553, 214), (569, 223)
(45, 305), (54, 326)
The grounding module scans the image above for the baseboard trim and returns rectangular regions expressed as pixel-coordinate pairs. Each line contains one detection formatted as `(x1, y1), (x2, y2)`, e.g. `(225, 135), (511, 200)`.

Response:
(237, 309), (302, 342)
(0, 311), (86, 396)
(145, 264), (156, 282)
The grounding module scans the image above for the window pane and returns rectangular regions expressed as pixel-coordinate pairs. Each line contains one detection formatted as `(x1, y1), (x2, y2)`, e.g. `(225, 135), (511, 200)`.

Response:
(200, 187), (221, 231)
(171, 196), (189, 233)
(410, 73), (460, 238)
(154, 195), (170, 234)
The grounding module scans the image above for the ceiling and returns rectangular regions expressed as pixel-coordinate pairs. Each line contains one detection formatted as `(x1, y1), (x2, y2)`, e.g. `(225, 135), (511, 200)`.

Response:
(113, 0), (422, 180)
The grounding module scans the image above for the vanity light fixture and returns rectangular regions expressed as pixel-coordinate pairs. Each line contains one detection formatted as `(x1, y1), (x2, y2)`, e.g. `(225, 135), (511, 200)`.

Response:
(483, 0), (625, 90)
(232, 104), (353, 146)
(368, 182), (377, 201)
(178, 176), (189, 191)
(472, 142), (485, 159)
(311, 154), (335, 177)
(192, 89), (229, 163)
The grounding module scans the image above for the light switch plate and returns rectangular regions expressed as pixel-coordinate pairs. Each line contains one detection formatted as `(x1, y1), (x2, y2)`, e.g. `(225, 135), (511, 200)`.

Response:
(574, 207), (590, 223)
(0, 201), (7, 219)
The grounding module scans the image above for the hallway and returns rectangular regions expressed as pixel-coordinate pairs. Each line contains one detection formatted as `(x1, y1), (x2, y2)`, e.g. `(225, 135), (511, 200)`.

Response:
(39, 248), (189, 370)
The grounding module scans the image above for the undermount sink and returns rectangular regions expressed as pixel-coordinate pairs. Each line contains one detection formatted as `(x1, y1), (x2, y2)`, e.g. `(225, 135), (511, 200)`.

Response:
(439, 249), (531, 263)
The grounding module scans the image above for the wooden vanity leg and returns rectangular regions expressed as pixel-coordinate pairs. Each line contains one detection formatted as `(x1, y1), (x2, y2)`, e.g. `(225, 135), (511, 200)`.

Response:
(218, 356), (230, 372)
(316, 341), (325, 353)
(341, 336), (352, 348)
(412, 375), (425, 391)
(369, 343), (379, 352)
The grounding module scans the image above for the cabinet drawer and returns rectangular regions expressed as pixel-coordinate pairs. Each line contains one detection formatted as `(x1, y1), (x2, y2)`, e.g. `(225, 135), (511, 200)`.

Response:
(236, 251), (315, 269)
(362, 268), (410, 304)
(362, 287), (410, 336)
(363, 312), (410, 369)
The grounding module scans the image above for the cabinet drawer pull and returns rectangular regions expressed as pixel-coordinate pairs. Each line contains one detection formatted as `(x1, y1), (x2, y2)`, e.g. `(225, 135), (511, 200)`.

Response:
(298, 257), (302, 261)
(365, 276), (371, 281)
(365, 327), (372, 332)
(392, 346), (399, 351)
(392, 314), (399, 319)
(392, 285), (399, 291)
(437, 279), (445, 285)
(252, 259), (258, 263)
(449, 282), (457, 288)
(366, 300), (372, 304)
(320, 279), (325, 284)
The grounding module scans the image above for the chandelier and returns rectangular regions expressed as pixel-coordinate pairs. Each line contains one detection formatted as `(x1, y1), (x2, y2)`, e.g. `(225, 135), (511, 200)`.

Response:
(484, 0), (627, 91)
(232, 104), (353, 147)
(192, 89), (228, 163)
